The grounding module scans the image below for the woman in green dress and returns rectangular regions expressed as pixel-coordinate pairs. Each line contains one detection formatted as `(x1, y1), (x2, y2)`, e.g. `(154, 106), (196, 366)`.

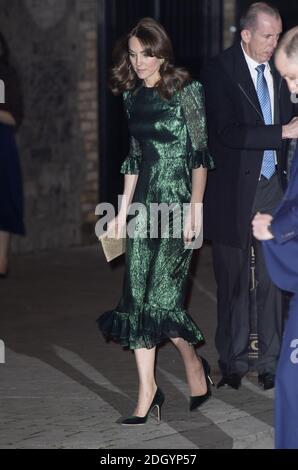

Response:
(98, 17), (215, 425)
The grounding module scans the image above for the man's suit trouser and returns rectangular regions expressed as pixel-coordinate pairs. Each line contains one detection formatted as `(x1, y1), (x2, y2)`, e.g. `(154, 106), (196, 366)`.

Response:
(213, 174), (283, 376)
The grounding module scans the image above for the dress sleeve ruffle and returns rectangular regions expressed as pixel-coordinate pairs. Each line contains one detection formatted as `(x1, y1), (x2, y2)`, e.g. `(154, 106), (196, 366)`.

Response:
(189, 147), (215, 170)
(180, 81), (215, 170)
(120, 136), (142, 174)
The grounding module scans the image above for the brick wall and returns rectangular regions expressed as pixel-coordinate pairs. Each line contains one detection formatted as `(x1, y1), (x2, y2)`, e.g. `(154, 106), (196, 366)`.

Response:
(0, 0), (99, 252)
(78, 1), (99, 243)
(223, 0), (237, 50)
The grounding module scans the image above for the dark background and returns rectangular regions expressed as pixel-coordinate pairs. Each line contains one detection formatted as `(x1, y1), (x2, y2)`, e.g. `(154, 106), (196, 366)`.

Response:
(98, 0), (298, 207)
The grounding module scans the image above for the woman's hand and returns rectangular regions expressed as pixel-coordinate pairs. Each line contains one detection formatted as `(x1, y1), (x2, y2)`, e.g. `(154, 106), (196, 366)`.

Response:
(0, 111), (16, 126)
(252, 212), (273, 240)
(104, 212), (127, 240)
(183, 202), (203, 244)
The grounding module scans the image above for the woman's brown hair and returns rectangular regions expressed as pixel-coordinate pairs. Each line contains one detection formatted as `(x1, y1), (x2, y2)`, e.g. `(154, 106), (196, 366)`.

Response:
(109, 17), (191, 100)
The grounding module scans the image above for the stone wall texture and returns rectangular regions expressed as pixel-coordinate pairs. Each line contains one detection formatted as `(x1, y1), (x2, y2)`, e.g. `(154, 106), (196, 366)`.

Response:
(0, 0), (99, 252)
(223, 0), (236, 50)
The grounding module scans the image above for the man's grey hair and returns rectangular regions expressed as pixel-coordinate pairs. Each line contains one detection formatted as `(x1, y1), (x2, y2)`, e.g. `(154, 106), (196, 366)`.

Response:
(240, 2), (281, 32)
(276, 27), (298, 62)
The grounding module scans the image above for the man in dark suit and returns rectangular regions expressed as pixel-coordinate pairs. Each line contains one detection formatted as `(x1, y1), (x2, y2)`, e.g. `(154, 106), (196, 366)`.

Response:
(252, 26), (298, 449)
(201, 2), (298, 390)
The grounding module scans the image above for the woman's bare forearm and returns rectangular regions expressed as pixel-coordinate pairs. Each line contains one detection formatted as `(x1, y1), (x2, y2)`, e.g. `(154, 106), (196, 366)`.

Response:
(119, 174), (139, 215)
(191, 166), (207, 203)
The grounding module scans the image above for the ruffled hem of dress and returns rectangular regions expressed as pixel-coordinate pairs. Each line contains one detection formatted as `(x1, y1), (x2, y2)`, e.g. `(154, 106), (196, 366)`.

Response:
(190, 148), (215, 170)
(97, 303), (205, 349)
(120, 157), (140, 175)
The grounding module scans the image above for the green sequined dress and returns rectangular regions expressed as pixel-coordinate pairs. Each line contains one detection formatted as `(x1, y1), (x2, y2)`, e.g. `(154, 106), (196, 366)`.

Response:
(98, 80), (214, 349)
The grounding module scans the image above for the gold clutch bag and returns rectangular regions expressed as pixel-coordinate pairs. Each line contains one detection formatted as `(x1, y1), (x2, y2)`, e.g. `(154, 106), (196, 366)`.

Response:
(100, 235), (126, 262)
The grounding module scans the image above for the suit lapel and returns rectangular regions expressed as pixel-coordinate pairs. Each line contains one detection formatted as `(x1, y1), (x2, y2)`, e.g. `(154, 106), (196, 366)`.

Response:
(232, 43), (263, 119)
(270, 61), (281, 125)
(270, 60), (283, 167)
(228, 44), (282, 125)
(222, 43), (285, 169)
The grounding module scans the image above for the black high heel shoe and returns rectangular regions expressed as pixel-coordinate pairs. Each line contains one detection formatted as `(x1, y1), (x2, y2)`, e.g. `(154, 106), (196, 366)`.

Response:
(189, 356), (215, 411)
(121, 387), (165, 426)
(0, 268), (9, 279)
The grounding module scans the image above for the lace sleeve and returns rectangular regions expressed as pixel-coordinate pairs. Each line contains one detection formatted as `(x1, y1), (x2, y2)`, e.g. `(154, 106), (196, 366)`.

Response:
(120, 91), (142, 175)
(180, 81), (215, 170)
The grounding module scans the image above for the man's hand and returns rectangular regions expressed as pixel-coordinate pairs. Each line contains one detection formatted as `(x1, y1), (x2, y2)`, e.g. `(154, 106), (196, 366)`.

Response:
(252, 212), (274, 240)
(282, 116), (298, 139)
(0, 110), (16, 126)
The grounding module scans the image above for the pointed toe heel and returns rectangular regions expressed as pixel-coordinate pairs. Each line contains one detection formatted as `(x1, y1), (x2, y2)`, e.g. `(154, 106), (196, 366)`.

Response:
(189, 356), (214, 412)
(120, 387), (165, 426)
(0, 269), (9, 279)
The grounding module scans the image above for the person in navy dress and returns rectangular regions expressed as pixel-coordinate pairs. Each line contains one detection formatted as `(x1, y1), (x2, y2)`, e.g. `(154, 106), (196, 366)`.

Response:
(0, 32), (24, 278)
(253, 26), (298, 449)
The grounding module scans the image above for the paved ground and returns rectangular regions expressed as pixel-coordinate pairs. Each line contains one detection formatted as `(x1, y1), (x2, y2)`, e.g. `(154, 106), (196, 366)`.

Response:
(0, 244), (275, 449)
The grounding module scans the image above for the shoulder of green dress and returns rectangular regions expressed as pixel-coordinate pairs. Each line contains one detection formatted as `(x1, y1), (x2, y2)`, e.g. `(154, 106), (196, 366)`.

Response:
(189, 80), (203, 88)
(179, 81), (205, 105)
(181, 80), (203, 95)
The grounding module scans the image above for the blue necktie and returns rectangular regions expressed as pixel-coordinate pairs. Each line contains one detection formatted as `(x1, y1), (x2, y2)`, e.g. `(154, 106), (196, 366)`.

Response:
(256, 64), (276, 179)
